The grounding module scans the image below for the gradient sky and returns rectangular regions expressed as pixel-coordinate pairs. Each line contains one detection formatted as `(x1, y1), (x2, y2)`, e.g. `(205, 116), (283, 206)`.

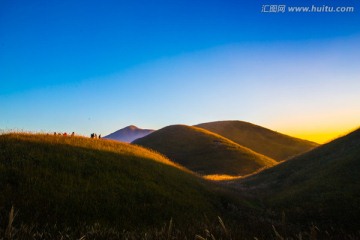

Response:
(1, 0), (360, 143)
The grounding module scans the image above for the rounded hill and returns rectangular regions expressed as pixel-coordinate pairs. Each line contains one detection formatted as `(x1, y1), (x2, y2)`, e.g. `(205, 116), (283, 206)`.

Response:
(133, 125), (277, 176)
(196, 120), (319, 161)
(238, 127), (360, 229)
(0, 133), (218, 229)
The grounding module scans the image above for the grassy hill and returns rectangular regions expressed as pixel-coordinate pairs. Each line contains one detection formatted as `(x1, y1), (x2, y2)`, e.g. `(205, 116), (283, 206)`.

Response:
(0, 133), (224, 231)
(1, 132), (358, 238)
(133, 125), (277, 176)
(196, 120), (319, 161)
(237, 127), (360, 230)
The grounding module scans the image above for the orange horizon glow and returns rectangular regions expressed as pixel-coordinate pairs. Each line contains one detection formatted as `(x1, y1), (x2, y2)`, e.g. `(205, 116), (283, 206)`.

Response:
(268, 113), (360, 144)
(283, 126), (359, 144)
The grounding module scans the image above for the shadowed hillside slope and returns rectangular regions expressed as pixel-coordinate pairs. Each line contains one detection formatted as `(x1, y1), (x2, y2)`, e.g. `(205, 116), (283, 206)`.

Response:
(133, 125), (277, 176)
(0, 133), (224, 230)
(196, 120), (319, 161)
(104, 125), (154, 142)
(237, 127), (360, 229)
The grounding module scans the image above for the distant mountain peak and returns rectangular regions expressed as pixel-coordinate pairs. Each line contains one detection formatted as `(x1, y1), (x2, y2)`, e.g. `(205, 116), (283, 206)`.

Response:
(126, 125), (139, 130)
(104, 125), (154, 143)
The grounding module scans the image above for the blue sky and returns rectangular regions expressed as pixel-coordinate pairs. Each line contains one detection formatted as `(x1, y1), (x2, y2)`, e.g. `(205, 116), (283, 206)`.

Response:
(1, 0), (360, 142)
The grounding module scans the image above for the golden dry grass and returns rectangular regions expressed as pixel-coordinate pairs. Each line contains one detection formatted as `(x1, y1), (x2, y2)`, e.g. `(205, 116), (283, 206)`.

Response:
(203, 174), (243, 181)
(4, 132), (185, 170)
(0, 132), (220, 230)
(134, 125), (277, 176)
(196, 120), (319, 161)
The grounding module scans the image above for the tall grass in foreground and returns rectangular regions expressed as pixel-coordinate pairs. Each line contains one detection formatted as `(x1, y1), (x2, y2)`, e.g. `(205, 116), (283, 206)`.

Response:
(1, 208), (359, 240)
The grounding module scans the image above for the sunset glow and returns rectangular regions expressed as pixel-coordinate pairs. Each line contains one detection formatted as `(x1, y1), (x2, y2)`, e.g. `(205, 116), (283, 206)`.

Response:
(1, 1), (359, 141)
(286, 129), (355, 144)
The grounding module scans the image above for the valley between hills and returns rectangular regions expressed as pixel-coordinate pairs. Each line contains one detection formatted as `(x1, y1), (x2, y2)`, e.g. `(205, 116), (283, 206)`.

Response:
(1, 120), (359, 239)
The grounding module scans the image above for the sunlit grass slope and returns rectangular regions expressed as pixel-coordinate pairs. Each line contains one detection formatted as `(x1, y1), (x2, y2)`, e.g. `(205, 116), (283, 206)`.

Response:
(196, 120), (319, 161)
(239, 127), (360, 229)
(0, 133), (222, 230)
(133, 125), (276, 176)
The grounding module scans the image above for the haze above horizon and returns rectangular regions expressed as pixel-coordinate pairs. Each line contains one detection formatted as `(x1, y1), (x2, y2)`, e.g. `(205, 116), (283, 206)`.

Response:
(1, 0), (359, 144)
